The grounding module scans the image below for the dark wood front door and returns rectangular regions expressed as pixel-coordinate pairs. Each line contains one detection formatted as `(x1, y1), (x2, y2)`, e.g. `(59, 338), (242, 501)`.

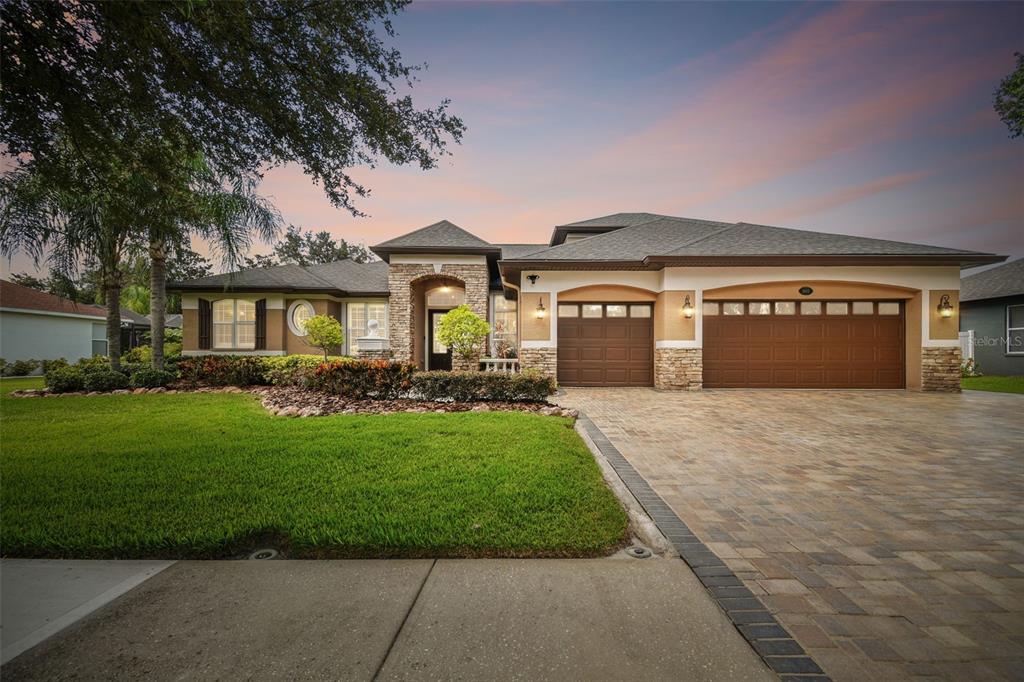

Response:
(557, 303), (653, 386)
(428, 310), (452, 371)
(703, 301), (905, 388)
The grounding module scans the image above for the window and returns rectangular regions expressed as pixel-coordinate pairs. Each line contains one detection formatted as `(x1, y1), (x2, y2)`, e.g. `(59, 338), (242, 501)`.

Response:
(425, 285), (464, 308)
(702, 302), (719, 316)
(213, 299), (256, 349)
(287, 300), (314, 336)
(852, 301), (874, 315)
(801, 301), (822, 315)
(348, 302), (388, 352)
(723, 302), (744, 315)
(774, 301), (796, 315)
(606, 304), (627, 318)
(558, 304), (578, 317)
(582, 304), (603, 318)
(491, 294), (517, 356)
(1008, 305), (1024, 355)
(749, 302), (771, 315)
(826, 302), (848, 315)
(91, 323), (108, 357)
(629, 305), (651, 318)
(878, 302), (900, 315)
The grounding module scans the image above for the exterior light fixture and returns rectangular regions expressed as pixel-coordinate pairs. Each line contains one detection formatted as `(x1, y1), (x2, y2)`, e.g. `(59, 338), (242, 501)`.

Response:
(682, 295), (694, 319)
(527, 274), (540, 286)
(536, 299), (546, 319)
(937, 294), (955, 318)
(441, 285), (450, 293)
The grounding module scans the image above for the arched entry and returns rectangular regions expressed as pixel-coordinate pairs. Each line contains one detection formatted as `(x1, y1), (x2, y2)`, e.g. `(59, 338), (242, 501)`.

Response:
(411, 275), (466, 370)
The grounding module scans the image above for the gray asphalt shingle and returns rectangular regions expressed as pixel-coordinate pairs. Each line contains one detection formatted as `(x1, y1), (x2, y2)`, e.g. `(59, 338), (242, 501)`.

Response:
(960, 258), (1024, 302)
(373, 220), (494, 251)
(169, 260), (388, 294)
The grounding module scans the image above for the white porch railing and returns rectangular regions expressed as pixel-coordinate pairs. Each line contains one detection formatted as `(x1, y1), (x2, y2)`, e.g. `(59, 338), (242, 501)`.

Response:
(959, 330), (974, 361)
(480, 358), (519, 373)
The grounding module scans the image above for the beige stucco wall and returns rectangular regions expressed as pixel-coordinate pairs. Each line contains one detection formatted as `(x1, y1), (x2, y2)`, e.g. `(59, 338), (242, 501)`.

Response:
(559, 284), (656, 302)
(654, 290), (695, 341)
(928, 289), (960, 341)
(520, 292), (551, 341)
(182, 309), (198, 351)
(285, 299), (342, 355)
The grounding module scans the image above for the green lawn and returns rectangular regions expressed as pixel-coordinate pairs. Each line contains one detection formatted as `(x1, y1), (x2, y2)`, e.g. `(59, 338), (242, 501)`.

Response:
(1, 376), (44, 395)
(1, 389), (627, 559)
(962, 375), (1024, 394)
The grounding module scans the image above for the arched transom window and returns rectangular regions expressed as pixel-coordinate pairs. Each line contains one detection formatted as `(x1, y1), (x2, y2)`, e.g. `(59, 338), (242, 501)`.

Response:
(213, 299), (256, 349)
(425, 285), (465, 308)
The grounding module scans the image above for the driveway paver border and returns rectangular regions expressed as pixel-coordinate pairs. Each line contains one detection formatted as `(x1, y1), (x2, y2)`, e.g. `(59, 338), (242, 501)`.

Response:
(577, 412), (829, 680)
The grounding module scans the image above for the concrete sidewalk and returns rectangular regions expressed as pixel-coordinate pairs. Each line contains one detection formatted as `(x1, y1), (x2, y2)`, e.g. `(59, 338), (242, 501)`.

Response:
(1, 557), (772, 681)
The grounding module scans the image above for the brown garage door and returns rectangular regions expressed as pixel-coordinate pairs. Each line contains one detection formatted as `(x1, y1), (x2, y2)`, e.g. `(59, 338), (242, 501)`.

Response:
(557, 303), (653, 386)
(704, 300), (904, 389)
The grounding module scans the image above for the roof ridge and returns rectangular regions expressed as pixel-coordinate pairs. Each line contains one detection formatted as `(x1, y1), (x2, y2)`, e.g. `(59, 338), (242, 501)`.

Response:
(662, 222), (740, 255)
(374, 219), (492, 248)
(730, 221), (990, 255)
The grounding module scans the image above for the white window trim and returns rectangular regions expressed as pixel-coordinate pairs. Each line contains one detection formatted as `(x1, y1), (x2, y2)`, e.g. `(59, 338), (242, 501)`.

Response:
(287, 300), (315, 337)
(213, 299), (256, 350)
(1008, 304), (1024, 356)
(489, 292), (517, 356)
(347, 301), (389, 355)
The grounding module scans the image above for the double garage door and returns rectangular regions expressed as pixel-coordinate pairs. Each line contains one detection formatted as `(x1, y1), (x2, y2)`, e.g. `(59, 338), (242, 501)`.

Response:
(703, 300), (905, 389)
(556, 299), (905, 389)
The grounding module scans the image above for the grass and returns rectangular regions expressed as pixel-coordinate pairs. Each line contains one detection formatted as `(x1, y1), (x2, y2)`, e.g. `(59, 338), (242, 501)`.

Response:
(0, 389), (627, 559)
(1, 376), (44, 395)
(961, 375), (1024, 394)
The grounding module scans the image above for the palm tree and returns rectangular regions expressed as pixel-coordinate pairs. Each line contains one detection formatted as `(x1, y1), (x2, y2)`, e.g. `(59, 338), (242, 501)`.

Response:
(146, 171), (281, 370)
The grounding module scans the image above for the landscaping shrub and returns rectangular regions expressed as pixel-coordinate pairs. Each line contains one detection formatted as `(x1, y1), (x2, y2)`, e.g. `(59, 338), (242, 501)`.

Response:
(4, 359), (40, 377)
(129, 368), (177, 389)
(75, 356), (112, 373)
(0, 359), (7, 375)
(411, 369), (555, 403)
(41, 358), (69, 374)
(45, 366), (85, 393)
(176, 355), (269, 387)
(83, 368), (129, 392)
(313, 359), (416, 399)
(122, 343), (183, 365)
(262, 354), (344, 387)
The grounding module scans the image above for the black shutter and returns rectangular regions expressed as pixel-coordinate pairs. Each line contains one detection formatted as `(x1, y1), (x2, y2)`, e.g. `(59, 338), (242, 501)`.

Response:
(255, 299), (267, 350)
(198, 298), (212, 350)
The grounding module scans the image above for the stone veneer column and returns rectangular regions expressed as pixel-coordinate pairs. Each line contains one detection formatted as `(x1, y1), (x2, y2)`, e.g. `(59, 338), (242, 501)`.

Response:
(386, 262), (489, 365)
(519, 347), (557, 379)
(654, 348), (703, 390)
(921, 347), (961, 392)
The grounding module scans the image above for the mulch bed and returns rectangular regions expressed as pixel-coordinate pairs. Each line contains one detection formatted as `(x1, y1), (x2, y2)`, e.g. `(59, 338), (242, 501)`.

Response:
(9, 384), (578, 419)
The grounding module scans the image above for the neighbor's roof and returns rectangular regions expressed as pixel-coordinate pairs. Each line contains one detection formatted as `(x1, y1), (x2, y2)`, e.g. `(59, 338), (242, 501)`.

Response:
(0, 280), (106, 318)
(372, 220), (500, 261)
(960, 258), (1024, 302)
(155, 313), (183, 328)
(120, 307), (151, 327)
(168, 259), (389, 295)
(505, 214), (1003, 265)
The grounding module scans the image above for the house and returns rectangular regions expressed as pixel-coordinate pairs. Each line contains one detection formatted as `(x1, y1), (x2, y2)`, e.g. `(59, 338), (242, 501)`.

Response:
(169, 214), (1005, 391)
(0, 279), (108, 363)
(959, 258), (1023, 376)
(120, 307), (151, 350)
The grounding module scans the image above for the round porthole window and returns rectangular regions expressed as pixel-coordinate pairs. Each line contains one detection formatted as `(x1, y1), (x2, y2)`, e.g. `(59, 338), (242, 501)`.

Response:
(287, 300), (315, 336)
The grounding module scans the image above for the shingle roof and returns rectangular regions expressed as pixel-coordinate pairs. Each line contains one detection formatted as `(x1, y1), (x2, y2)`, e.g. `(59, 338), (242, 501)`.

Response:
(960, 258), (1024, 302)
(506, 214), (998, 262)
(557, 213), (664, 228)
(120, 308), (151, 326)
(169, 259), (388, 294)
(373, 220), (495, 251)
(497, 243), (548, 259)
(0, 280), (106, 317)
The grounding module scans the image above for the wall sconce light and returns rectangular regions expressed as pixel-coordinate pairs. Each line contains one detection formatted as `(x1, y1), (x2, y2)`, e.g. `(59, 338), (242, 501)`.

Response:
(440, 285), (450, 293)
(937, 294), (955, 318)
(527, 274), (540, 286)
(682, 295), (694, 319)
(536, 299), (546, 319)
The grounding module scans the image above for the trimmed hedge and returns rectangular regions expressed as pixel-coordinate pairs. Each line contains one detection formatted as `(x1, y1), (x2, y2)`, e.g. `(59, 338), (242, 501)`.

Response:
(177, 355), (268, 387)
(129, 369), (177, 389)
(313, 359), (416, 400)
(45, 366), (86, 393)
(83, 369), (129, 392)
(411, 370), (555, 403)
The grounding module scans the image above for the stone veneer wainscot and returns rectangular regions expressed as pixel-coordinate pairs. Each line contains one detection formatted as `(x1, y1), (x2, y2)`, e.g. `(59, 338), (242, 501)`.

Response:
(519, 347), (557, 379)
(921, 347), (961, 393)
(654, 348), (702, 391)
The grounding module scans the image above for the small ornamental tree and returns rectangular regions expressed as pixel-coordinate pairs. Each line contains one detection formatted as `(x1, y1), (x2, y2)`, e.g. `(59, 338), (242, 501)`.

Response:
(303, 314), (344, 361)
(436, 305), (490, 367)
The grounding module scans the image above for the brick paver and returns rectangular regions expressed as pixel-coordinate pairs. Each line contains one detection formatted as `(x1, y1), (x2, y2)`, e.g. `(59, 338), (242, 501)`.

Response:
(558, 388), (1024, 682)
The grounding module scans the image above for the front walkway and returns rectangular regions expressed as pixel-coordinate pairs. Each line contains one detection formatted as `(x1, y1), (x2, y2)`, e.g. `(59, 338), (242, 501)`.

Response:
(2, 558), (772, 680)
(557, 388), (1024, 681)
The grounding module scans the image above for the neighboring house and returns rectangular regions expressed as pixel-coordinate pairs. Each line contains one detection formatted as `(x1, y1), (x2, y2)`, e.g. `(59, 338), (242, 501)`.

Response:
(0, 280), (108, 363)
(120, 308), (151, 350)
(169, 214), (1005, 391)
(960, 258), (1024, 376)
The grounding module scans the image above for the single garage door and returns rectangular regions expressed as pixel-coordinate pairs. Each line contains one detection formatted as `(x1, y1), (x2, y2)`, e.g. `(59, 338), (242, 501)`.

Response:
(703, 300), (905, 389)
(557, 303), (653, 386)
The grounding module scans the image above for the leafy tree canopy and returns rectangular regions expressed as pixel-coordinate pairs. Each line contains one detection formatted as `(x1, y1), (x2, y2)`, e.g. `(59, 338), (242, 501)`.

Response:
(303, 314), (345, 361)
(435, 305), (490, 360)
(1, 0), (465, 212)
(242, 225), (376, 269)
(994, 52), (1024, 139)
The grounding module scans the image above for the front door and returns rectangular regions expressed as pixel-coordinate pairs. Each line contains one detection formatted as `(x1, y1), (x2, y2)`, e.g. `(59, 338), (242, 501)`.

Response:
(428, 310), (452, 370)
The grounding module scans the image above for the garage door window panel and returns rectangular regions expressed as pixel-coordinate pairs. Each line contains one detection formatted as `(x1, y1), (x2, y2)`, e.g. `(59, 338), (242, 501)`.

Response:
(801, 301), (822, 315)
(723, 303), (744, 315)
(582, 304), (603, 318)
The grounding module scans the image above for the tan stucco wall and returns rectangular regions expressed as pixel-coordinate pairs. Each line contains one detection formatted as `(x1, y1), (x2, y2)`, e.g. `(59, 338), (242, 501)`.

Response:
(559, 284), (657, 302)
(906, 291), (922, 390)
(702, 280), (918, 300)
(182, 309), (198, 351)
(285, 299), (339, 355)
(654, 290), (695, 341)
(265, 309), (285, 351)
(520, 292), (551, 341)
(928, 289), (960, 341)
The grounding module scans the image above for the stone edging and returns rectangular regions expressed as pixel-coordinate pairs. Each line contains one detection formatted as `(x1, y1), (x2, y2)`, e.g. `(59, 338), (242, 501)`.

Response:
(576, 412), (829, 680)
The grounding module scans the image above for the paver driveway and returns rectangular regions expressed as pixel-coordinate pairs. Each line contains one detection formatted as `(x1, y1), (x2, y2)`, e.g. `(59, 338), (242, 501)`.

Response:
(557, 388), (1024, 682)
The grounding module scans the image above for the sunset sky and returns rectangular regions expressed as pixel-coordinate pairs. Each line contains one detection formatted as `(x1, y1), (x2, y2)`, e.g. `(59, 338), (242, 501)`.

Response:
(6, 1), (1024, 275)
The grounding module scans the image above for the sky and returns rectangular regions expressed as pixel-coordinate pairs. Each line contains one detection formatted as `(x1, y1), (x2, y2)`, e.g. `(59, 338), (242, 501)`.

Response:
(6, 1), (1023, 276)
